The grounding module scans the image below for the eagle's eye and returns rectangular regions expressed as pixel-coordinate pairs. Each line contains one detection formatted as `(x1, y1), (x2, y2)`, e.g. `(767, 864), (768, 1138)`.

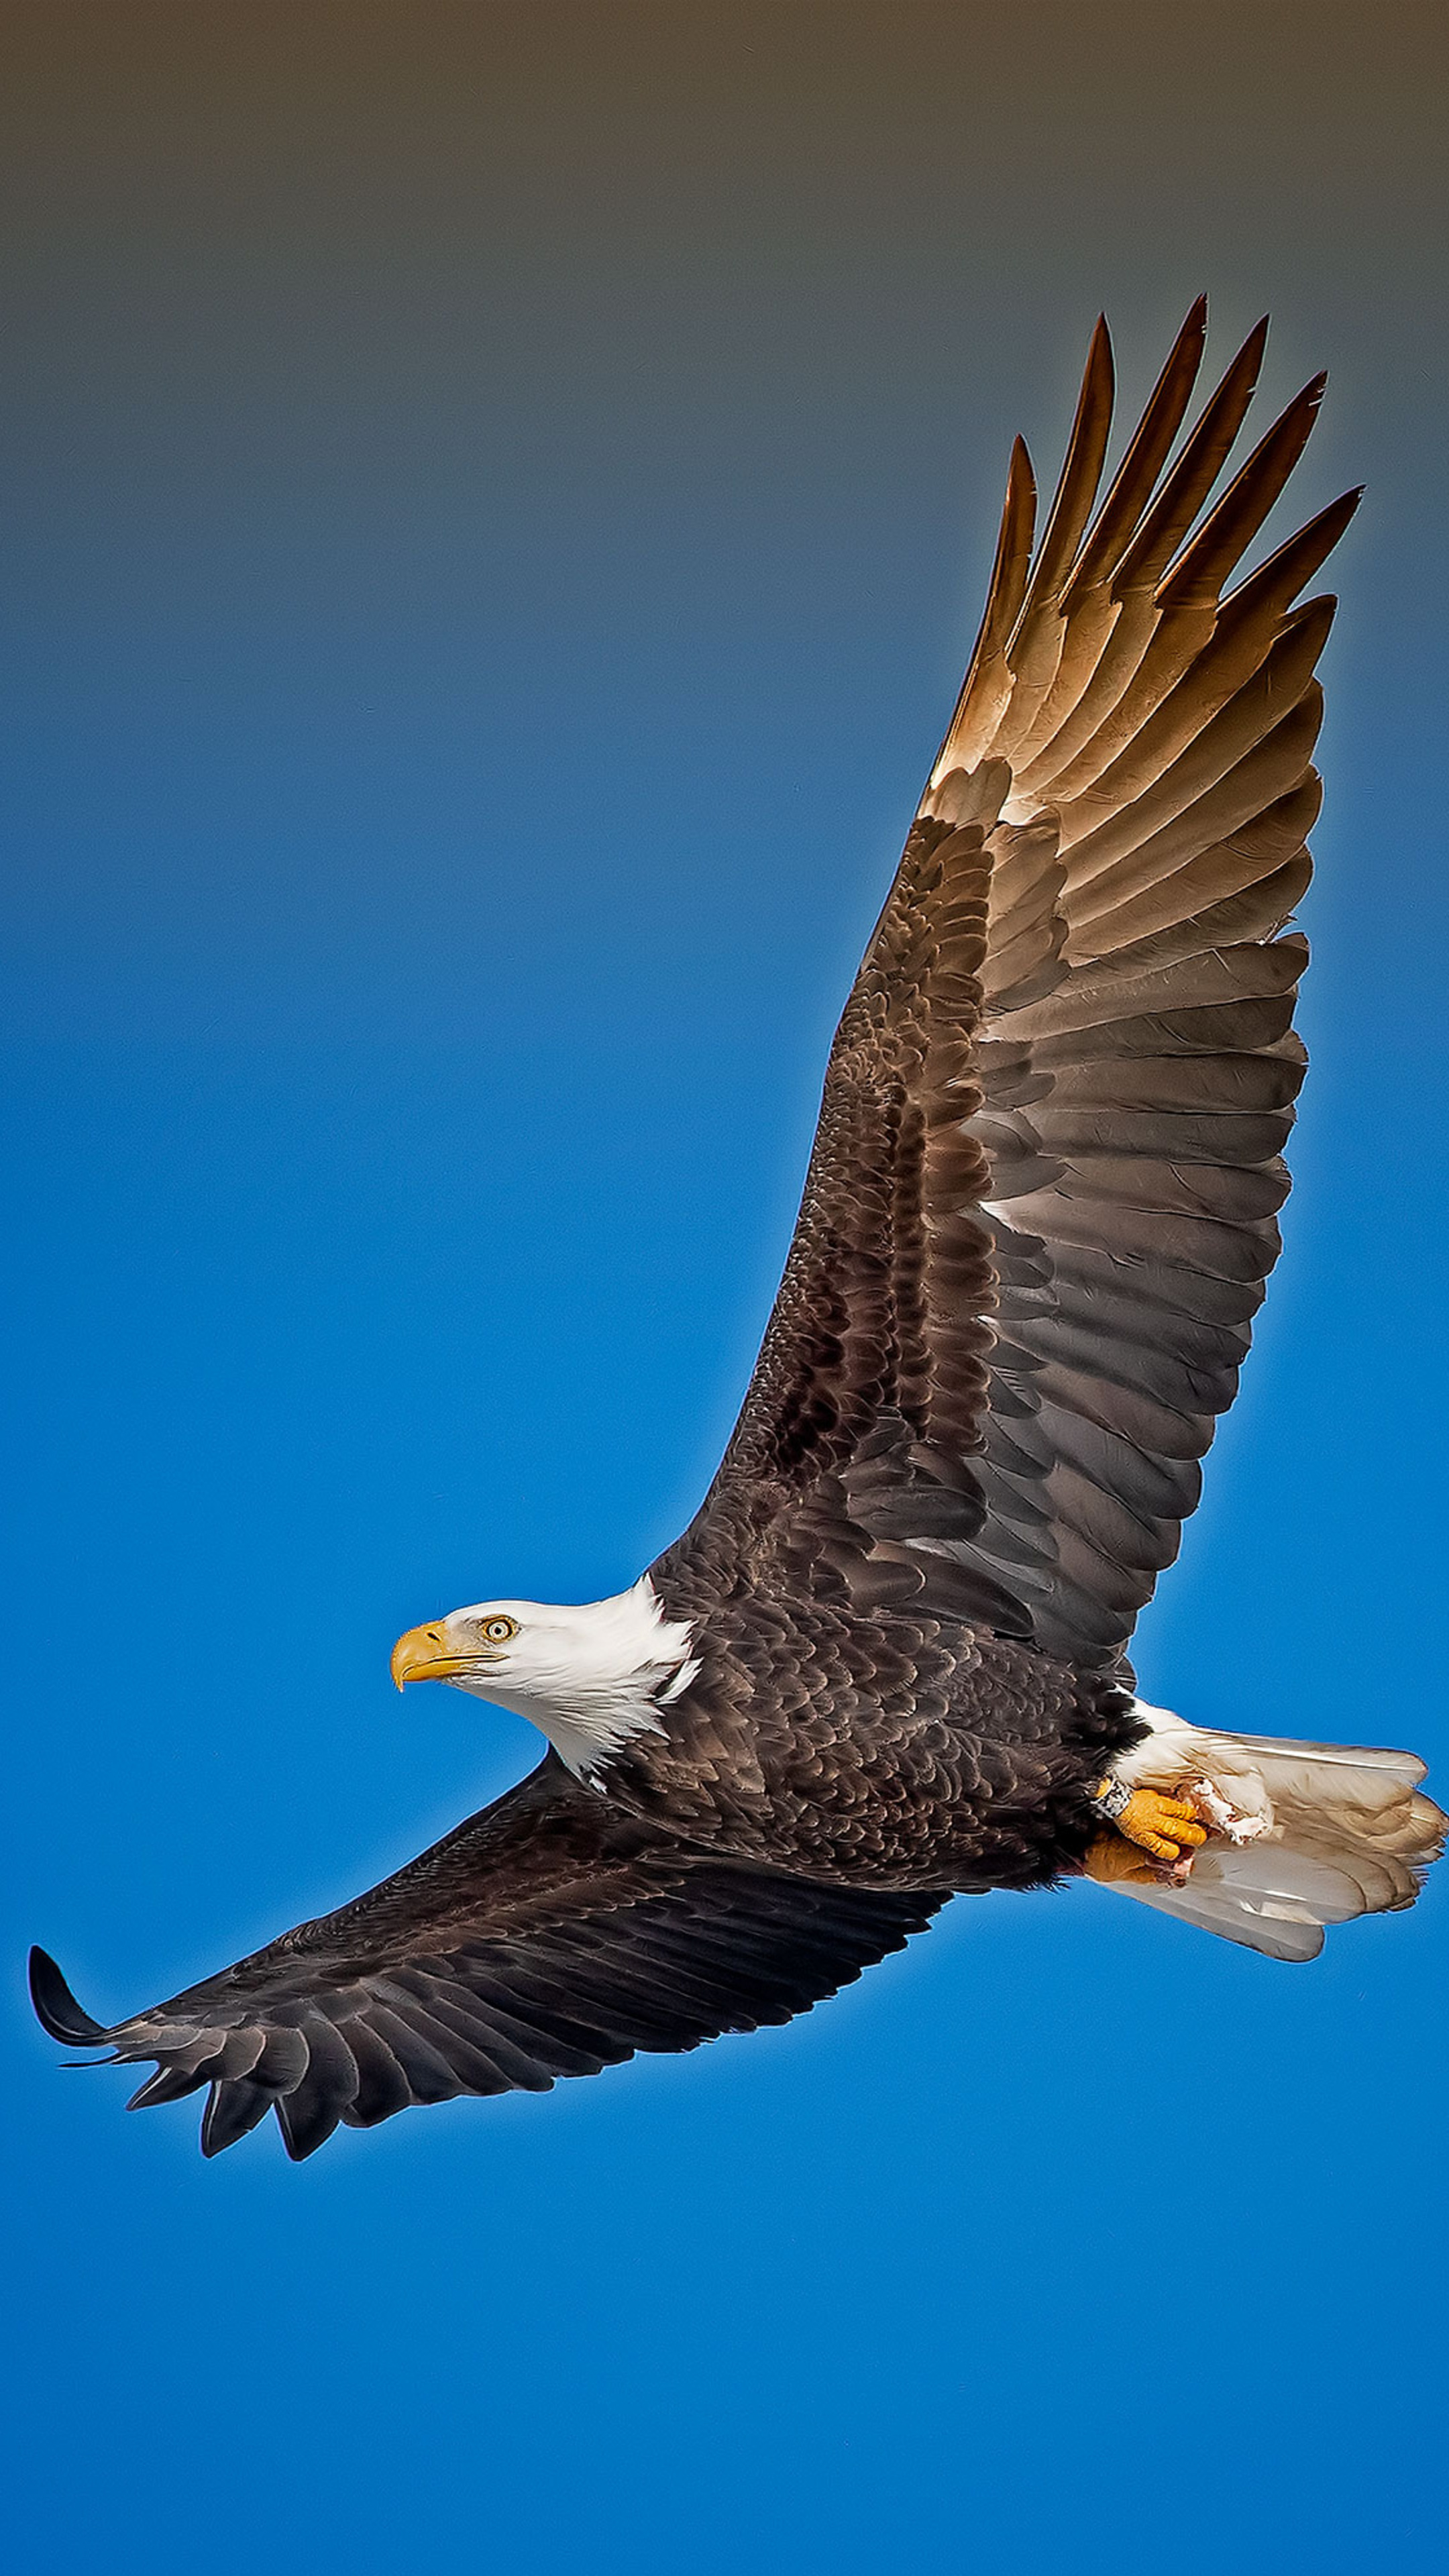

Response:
(480, 1615), (519, 1646)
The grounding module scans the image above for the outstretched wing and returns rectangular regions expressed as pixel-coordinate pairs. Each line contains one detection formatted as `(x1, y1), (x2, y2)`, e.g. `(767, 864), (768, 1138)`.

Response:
(658, 301), (1356, 1669)
(30, 1755), (943, 2159)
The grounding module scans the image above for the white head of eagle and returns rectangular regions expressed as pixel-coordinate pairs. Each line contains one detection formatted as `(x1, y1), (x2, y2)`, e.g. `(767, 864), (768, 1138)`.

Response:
(390, 1576), (700, 1782)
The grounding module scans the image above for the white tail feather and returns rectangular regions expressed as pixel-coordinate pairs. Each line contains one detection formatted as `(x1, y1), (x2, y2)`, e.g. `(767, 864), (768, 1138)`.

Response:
(1095, 1709), (1445, 1962)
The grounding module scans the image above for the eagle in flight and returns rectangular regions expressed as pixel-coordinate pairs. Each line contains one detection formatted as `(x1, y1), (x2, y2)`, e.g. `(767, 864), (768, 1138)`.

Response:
(32, 301), (1444, 2159)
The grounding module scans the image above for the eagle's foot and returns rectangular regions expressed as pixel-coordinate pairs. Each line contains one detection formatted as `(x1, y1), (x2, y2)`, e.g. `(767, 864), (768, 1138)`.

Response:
(1084, 1831), (1178, 1888)
(1116, 1786), (1209, 1862)
(1085, 1785), (1208, 1884)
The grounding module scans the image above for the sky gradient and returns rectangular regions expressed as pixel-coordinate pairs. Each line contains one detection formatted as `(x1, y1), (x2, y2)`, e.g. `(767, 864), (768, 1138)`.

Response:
(5, 10), (1447, 2574)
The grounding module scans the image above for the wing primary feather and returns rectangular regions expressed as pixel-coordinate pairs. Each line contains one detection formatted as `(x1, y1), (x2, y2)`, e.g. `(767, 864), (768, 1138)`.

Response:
(982, 321), (1118, 765)
(1060, 296), (1208, 608)
(28, 1947), (106, 2045)
(338, 2018), (413, 2127)
(1011, 319), (1277, 802)
(1154, 374), (1328, 612)
(933, 437), (1036, 775)
(1217, 490), (1361, 619)
(1112, 317), (1271, 596)
(201, 2078), (276, 2159)
(1009, 315), (1116, 635)
(126, 2063), (214, 2110)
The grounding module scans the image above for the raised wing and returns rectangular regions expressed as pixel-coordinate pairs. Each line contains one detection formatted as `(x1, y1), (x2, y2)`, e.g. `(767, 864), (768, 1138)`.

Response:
(659, 302), (1356, 1669)
(30, 1756), (942, 2159)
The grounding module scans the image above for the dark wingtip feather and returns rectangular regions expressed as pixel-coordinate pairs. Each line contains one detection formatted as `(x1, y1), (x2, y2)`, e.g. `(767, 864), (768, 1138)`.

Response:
(201, 2077), (276, 2159)
(1153, 370), (1336, 613)
(1059, 297), (1212, 613)
(1227, 315), (1263, 376)
(126, 2063), (210, 2110)
(29, 1946), (107, 2045)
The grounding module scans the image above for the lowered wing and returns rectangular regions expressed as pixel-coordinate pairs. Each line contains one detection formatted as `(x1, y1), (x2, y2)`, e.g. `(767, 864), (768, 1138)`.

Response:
(30, 1754), (943, 2159)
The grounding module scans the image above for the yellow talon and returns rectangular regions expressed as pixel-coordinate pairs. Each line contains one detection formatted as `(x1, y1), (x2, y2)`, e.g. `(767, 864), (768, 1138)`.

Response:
(1083, 1781), (1212, 1885)
(1084, 1832), (1169, 1888)
(1115, 1786), (1209, 1861)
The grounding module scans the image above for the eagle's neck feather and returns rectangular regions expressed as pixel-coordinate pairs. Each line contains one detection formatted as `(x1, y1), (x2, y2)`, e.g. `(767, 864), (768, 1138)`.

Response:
(469, 1577), (699, 1784)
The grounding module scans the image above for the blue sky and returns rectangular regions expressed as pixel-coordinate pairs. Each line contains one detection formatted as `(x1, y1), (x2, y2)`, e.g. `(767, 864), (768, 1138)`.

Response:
(5, 11), (1447, 2574)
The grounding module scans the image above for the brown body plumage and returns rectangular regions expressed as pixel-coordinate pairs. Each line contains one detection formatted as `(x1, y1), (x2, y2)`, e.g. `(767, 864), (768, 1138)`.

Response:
(31, 303), (1444, 2159)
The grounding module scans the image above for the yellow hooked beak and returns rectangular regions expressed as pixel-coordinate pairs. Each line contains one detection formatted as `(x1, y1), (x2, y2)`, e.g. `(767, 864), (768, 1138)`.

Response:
(390, 1623), (474, 1690)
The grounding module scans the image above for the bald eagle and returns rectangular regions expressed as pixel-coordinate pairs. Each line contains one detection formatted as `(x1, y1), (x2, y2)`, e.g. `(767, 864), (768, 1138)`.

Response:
(31, 301), (1444, 2161)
